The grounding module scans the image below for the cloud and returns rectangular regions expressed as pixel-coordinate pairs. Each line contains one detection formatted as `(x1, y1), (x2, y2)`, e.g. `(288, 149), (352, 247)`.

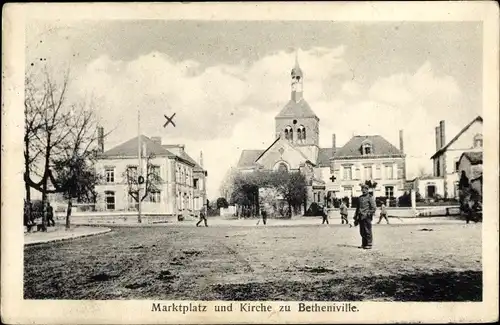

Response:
(368, 61), (461, 111)
(66, 51), (466, 199)
(341, 80), (362, 96)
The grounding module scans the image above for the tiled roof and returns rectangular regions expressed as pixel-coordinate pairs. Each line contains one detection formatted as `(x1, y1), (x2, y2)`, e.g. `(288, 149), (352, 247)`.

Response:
(276, 99), (317, 119)
(334, 135), (403, 158)
(431, 116), (483, 159)
(237, 150), (264, 169)
(461, 151), (483, 165)
(100, 135), (174, 158)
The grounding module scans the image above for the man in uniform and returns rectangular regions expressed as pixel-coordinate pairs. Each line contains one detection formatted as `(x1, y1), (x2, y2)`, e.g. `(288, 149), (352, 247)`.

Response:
(196, 207), (208, 227)
(354, 184), (376, 249)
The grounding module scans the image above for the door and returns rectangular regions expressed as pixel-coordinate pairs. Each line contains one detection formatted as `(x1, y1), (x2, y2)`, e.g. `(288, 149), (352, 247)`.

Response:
(427, 185), (436, 198)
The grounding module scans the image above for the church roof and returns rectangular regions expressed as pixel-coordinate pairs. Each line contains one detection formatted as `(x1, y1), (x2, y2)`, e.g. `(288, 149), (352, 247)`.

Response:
(275, 99), (317, 119)
(100, 135), (174, 158)
(334, 135), (404, 158)
(236, 149), (264, 169)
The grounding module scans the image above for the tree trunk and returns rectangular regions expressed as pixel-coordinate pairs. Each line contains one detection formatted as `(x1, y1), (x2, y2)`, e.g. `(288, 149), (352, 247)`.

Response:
(41, 191), (48, 232)
(66, 198), (72, 229)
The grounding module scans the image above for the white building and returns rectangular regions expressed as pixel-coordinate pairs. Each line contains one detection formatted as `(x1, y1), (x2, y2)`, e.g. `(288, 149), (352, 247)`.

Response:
(430, 116), (483, 199)
(95, 133), (207, 216)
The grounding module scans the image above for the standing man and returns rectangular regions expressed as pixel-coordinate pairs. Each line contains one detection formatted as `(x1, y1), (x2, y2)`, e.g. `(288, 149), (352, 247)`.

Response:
(354, 184), (376, 249)
(321, 204), (329, 225)
(196, 207), (208, 227)
(377, 203), (389, 224)
(47, 202), (55, 227)
(339, 200), (351, 227)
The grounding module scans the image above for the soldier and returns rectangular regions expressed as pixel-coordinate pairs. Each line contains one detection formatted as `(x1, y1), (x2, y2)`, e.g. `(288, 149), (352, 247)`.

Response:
(321, 204), (329, 225)
(196, 209), (208, 227)
(354, 184), (376, 249)
(47, 202), (55, 227)
(377, 203), (389, 224)
(339, 200), (351, 227)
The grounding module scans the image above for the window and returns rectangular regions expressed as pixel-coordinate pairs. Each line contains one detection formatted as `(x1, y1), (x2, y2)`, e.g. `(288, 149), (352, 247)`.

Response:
(436, 160), (441, 177)
(364, 166), (373, 180)
(473, 134), (483, 148)
(181, 168), (185, 185)
(343, 186), (353, 195)
(150, 165), (160, 179)
(277, 162), (288, 173)
(385, 165), (393, 179)
(362, 141), (372, 155)
(385, 186), (394, 198)
(148, 191), (161, 203)
(455, 160), (460, 172)
(284, 126), (293, 141)
(127, 166), (138, 181)
(343, 166), (352, 180)
(297, 125), (306, 143)
(105, 191), (115, 210)
(105, 167), (115, 183)
(193, 178), (199, 189)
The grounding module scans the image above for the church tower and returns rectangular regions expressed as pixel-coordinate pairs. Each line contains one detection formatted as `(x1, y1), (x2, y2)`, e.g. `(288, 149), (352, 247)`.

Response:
(275, 50), (320, 161)
(291, 51), (303, 103)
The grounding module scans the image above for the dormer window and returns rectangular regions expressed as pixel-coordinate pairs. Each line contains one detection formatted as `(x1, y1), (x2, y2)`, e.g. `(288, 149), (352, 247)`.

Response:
(473, 134), (483, 148)
(361, 141), (373, 155)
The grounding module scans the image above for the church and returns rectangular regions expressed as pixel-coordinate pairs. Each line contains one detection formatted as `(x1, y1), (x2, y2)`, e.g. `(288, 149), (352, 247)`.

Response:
(237, 55), (407, 209)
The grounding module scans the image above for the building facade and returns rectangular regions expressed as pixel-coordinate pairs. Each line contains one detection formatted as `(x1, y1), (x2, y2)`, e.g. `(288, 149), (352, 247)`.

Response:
(430, 116), (483, 199)
(236, 55), (406, 209)
(95, 134), (207, 216)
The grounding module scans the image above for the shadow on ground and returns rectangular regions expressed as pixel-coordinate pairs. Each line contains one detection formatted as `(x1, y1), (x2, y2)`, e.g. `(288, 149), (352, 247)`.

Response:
(210, 271), (482, 301)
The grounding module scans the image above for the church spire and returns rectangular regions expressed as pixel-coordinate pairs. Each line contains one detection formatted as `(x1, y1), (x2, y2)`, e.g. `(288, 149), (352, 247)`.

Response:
(291, 49), (303, 102)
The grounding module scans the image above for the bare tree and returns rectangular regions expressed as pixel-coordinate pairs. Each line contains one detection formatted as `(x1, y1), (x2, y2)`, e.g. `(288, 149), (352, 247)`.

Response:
(51, 100), (104, 229)
(23, 66), (114, 230)
(24, 68), (74, 230)
(123, 153), (162, 223)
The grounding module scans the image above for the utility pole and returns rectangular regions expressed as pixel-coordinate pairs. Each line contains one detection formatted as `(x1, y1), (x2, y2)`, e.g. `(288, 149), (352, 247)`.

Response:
(137, 109), (142, 223)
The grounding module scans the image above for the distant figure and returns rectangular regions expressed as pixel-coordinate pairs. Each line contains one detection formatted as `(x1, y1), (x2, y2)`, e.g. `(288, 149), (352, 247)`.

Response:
(261, 209), (268, 225)
(354, 184), (376, 249)
(321, 205), (329, 225)
(339, 201), (351, 227)
(377, 203), (389, 224)
(459, 171), (470, 190)
(47, 203), (55, 227)
(196, 210), (208, 227)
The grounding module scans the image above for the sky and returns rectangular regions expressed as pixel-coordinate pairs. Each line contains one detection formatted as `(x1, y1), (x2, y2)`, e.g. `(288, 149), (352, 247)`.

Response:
(26, 20), (483, 200)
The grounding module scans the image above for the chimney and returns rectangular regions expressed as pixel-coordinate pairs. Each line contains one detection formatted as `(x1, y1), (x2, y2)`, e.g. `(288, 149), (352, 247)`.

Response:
(439, 120), (446, 148)
(332, 134), (336, 155)
(199, 151), (204, 168)
(435, 126), (441, 151)
(151, 136), (161, 145)
(399, 130), (404, 153)
(97, 126), (104, 153)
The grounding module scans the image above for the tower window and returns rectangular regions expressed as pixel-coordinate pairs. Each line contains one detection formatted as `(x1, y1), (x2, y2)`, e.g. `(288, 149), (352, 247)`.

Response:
(297, 125), (306, 143)
(284, 126), (293, 141)
(293, 119), (297, 125)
